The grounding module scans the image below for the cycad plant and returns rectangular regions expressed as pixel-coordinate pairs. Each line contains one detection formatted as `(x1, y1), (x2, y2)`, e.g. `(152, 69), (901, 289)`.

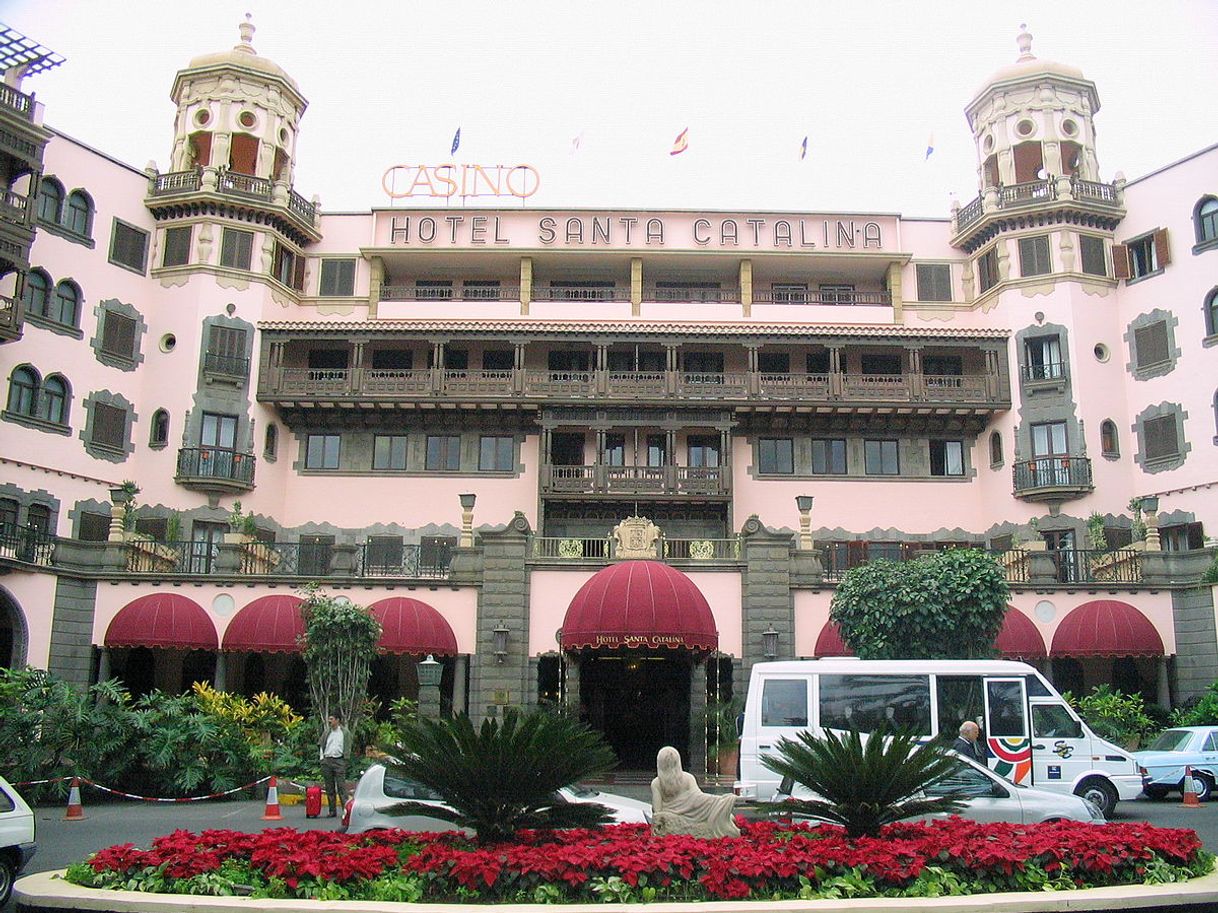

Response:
(384, 708), (617, 843)
(761, 725), (965, 838)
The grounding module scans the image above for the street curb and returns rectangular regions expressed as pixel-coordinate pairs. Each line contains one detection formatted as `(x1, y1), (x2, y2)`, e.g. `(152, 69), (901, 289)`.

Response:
(15, 868), (1218, 912)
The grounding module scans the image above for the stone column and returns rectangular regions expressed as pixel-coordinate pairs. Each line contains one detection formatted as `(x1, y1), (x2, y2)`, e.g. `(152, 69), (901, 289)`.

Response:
(630, 257), (643, 317)
(688, 659), (708, 777)
(519, 256), (532, 315)
(739, 258), (752, 317)
(469, 512), (532, 724)
(1156, 657), (1171, 710)
(214, 651), (227, 691)
(887, 261), (903, 321)
(739, 516), (796, 683)
(452, 655), (468, 716)
(563, 652), (581, 715)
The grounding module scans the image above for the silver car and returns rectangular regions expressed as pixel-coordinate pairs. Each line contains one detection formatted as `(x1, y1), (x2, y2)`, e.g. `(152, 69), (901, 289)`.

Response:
(771, 753), (1104, 825)
(343, 763), (652, 834)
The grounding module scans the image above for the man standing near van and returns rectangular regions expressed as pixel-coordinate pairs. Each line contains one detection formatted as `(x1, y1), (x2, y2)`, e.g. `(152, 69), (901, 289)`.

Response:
(952, 721), (988, 764)
(319, 714), (350, 818)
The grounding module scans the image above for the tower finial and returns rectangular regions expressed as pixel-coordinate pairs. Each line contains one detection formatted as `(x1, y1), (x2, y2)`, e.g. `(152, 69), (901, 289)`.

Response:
(1016, 23), (1034, 61)
(235, 13), (256, 55)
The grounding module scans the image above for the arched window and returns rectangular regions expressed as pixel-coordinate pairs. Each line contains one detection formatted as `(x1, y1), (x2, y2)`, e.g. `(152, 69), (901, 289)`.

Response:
(7, 366), (39, 416)
(1196, 197), (1218, 245)
(64, 190), (94, 237)
(40, 375), (69, 425)
(37, 178), (63, 223)
(989, 431), (1003, 466)
(50, 281), (79, 326)
(22, 269), (50, 318)
(1206, 288), (1218, 338)
(149, 408), (170, 447)
(264, 423), (278, 459)
(1100, 419), (1119, 457)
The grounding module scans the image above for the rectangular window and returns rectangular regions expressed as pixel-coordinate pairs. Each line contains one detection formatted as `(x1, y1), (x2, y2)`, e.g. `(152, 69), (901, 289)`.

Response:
(371, 349), (413, 370)
(205, 325), (249, 376)
(298, 535), (334, 576)
(162, 226), (191, 267)
(860, 353), (902, 375)
(100, 311), (137, 359)
(479, 435), (514, 471)
(306, 433), (341, 469)
(1031, 421), (1068, 457)
(604, 433), (625, 466)
(91, 402), (126, 450)
(547, 350), (590, 374)
(481, 349), (514, 371)
(819, 674), (931, 734)
(1134, 322), (1170, 369)
(922, 355), (962, 376)
(109, 219), (149, 273)
(1079, 235), (1107, 276)
(365, 535), (404, 573)
(201, 412), (238, 449)
(977, 247), (999, 292)
(319, 258), (356, 296)
(761, 679), (808, 727)
(420, 535), (456, 574)
(758, 438), (794, 474)
(930, 440), (965, 476)
(864, 439), (899, 475)
(134, 516), (168, 543)
(1024, 335), (1063, 380)
(220, 228), (254, 270)
(1160, 522), (1204, 552)
(687, 435), (720, 468)
(1127, 234), (1157, 278)
(462, 279), (501, 300)
(273, 242), (305, 290)
(818, 284), (855, 304)
(411, 279), (451, 300)
(646, 434), (667, 467)
(806, 350), (831, 374)
(915, 264), (952, 301)
(757, 352), (789, 374)
(1018, 235), (1051, 277)
(373, 435), (408, 470)
(78, 511), (111, 541)
(1143, 414), (1179, 461)
(426, 435), (461, 471)
(771, 283), (807, 303)
(811, 438), (847, 474)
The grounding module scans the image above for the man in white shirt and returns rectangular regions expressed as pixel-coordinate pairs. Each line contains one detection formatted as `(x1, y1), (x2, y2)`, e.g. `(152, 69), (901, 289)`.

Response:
(318, 714), (350, 818)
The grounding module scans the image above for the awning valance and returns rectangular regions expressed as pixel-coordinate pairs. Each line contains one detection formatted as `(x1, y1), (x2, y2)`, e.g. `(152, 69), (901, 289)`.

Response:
(994, 607), (1047, 660)
(105, 593), (217, 650)
(369, 597), (458, 655)
(1051, 599), (1164, 658)
(221, 595), (305, 653)
(560, 560), (718, 652)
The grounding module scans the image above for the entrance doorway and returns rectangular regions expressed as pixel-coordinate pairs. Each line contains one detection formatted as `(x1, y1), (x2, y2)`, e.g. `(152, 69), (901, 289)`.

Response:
(578, 649), (691, 768)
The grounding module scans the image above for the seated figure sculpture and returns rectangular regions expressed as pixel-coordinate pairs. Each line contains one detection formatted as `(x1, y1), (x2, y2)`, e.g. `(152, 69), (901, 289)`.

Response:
(650, 745), (740, 838)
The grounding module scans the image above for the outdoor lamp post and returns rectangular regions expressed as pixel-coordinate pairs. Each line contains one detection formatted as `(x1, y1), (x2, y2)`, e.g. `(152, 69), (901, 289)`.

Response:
(795, 495), (814, 551)
(493, 622), (509, 663)
(458, 492), (476, 548)
(417, 654), (443, 687)
(762, 625), (779, 660)
(1141, 495), (1161, 551)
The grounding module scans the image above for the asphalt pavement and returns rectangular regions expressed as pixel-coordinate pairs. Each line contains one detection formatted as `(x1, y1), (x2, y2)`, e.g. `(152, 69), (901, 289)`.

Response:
(10, 790), (1218, 912)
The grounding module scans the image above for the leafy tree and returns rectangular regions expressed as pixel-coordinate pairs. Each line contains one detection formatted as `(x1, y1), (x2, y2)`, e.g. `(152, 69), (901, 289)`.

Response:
(1065, 685), (1156, 749)
(760, 726), (965, 838)
(384, 708), (616, 843)
(830, 548), (1009, 659)
(299, 588), (381, 737)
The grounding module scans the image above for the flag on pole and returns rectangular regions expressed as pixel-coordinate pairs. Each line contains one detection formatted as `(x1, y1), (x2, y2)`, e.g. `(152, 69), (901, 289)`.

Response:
(670, 128), (689, 156)
(800, 136), (808, 160)
(450, 128), (461, 156)
(924, 133), (935, 160)
(570, 130), (585, 154)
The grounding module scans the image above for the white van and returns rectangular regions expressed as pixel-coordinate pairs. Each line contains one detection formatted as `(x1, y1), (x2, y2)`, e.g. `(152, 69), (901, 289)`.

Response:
(735, 658), (1141, 817)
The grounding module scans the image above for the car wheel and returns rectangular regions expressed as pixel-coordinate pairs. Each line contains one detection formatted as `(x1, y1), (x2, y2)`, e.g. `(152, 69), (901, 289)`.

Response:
(1143, 785), (1169, 801)
(1189, 772), (1214, 803)
(1075, 778), (1118, 819)
(0, 855), (14, 907)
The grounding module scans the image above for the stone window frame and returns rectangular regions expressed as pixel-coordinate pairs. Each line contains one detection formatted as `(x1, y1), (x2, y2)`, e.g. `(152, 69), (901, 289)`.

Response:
(90, 299), (147, 372)
(148, 408), (170, 449)
(989, 431), (1003, 468)
(1132, 401), (1189, 474)
(36, 177), (97, 249)
(1124, 309), (1180, 381)
(1203, 287), (1218, 347)
(319, 258), (357, 297)
(0, 482), (60, 537)
(1099, 419), (1120, 460)
(1017, 234), (1052, 278)
(68, 498), (116, 541)
(80, 390), (137, 463)
(1193, 196), (1218, 254)
(21, 268), (85, 339)
(2, 364), (73, 436)
(161, 225), (192, 268)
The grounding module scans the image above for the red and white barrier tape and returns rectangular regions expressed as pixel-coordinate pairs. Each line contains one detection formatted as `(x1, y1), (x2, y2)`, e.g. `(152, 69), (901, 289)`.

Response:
(12, 774), (273, 802)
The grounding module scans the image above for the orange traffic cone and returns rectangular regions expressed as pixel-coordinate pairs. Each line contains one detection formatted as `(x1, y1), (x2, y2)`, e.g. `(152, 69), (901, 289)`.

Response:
(261, 776), (283, 820)
(1182, 766), (1201, 808)
(64, 777), (86, 820)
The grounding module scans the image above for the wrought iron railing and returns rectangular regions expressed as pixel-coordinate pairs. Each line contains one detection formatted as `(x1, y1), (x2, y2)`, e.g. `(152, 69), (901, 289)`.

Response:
(751, 289), (893, 306)
(955, 195), (984, 231)
(357, 542), (453, 578)
(0, 524), (56, 565)
(1020, 361), (1067, 382)
(541, 463), (728, 496)
(529, 536), (740, 561)
(1047, 549), (1143, 585)
(534, 285), (632, 302)
(203, 352), (251, 377)
(1012, 456), (1092, 493)
(125, 539), (208, 574)
(646, 286), (741, 303)
(176, 447), (257, 486)
(380, 284), (521, 301)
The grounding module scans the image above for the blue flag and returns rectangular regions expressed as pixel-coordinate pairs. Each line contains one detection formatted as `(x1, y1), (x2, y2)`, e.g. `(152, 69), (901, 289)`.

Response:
(800, 136), (808, 160)
(925, 132), (935, 160)
(451, 128), (461, 156)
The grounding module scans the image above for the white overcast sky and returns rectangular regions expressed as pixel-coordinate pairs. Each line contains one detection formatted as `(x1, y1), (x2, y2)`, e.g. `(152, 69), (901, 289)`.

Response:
(5, 0), (1216, 219)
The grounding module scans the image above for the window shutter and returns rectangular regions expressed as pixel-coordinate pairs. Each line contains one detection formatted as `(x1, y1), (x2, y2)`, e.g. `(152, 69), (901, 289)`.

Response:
(1111, 244), (1131, 279)
(101, 312), (137, 358)
(91, 402), (126, 449)
(1144, 415), (1178, 460)
(293, 252), (306, 291)
(1153, 228), (1171, 267)
(1134, 322), (1169, 368)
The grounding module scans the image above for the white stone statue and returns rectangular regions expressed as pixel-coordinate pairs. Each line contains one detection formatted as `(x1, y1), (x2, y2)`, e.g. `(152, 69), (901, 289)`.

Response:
(650, 745), (740, 838)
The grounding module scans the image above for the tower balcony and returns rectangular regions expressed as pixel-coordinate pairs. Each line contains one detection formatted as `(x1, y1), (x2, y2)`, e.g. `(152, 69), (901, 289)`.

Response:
(175, 446), (256, 494)
(1011, 455), (1092, 502)
(952, 176), (1124, 252)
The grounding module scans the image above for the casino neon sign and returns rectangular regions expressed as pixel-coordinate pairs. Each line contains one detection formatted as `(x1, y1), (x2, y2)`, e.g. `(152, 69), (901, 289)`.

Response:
(382, 163), (540, 200)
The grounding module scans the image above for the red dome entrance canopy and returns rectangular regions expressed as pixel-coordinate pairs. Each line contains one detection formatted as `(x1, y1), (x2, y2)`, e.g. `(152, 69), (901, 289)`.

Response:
(814, 621), (853, 657)
(1051, 600), (1164, 657)
(369, 597), (458, 655)
(105, 593), (217, 650)
(221, 595), (305, 653)
(561, 560), (718, 652)
(994, 607), (1047, 660)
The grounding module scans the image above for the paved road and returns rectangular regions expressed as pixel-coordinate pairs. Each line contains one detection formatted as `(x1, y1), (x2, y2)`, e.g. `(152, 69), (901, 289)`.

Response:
(10, 792), (1218, 911)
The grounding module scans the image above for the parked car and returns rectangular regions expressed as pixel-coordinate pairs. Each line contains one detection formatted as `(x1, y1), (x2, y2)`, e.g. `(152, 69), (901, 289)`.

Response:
(0, 775), (37, 905)
(769, 753), (1104, 825)
(1135, 726), (1218, 801)
(343, 763), (652, 834)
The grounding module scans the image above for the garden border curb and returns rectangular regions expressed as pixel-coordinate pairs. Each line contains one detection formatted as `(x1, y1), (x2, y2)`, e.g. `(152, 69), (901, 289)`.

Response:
(15, 869), (1218, 912)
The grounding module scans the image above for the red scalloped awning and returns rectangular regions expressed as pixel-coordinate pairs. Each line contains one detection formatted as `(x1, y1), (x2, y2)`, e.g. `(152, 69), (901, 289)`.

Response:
(1051, 599), (1164, 658)
(561, 560), (718, 651)
(995, 607), (1047, 660)
(369, 597), (458, 656)
(222, 595), (305, 653)
(105, 593), (217, 650)
(814, 621), (854, 657)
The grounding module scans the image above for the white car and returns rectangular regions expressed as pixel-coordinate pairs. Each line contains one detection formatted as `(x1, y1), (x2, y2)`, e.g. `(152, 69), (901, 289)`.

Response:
(343, 763), (652, 834)
(1135, 726), (1218, 801)
(0, 775), (37, 905)
(770, 753), (1104, 825)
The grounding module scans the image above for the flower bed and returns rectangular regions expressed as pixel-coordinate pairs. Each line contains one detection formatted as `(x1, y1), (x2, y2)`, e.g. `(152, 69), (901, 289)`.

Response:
(66, 819), (1212, 904)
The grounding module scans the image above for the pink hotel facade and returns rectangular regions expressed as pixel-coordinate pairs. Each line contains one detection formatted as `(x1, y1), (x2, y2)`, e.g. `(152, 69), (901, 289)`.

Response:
(1, 22), (1216, 769)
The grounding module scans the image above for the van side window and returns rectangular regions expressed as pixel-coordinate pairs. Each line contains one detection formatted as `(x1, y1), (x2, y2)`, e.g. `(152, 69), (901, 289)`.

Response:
(761, 679), (808, 727)
(1024, 675), (1052, 697)
(936, 676), (984, 737)
(0, 787), (13, 813)
(986, 680), (1027, 738)
(1031, 704), (1083, 740)
(819, 674), (931, 734)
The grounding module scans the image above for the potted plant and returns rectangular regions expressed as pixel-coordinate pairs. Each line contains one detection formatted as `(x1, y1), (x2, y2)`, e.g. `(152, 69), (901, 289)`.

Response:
(700, 695), (745, 776)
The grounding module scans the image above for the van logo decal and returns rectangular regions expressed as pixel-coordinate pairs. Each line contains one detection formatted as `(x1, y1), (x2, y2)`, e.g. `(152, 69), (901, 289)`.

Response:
(988, 736), (1032, 785)
(1052, 740), (1074, 759)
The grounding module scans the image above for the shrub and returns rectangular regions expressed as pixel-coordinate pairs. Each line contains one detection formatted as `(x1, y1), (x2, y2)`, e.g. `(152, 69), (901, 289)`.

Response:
(1171, 679), (1218, 726)
(1065, 685), (1156, 749)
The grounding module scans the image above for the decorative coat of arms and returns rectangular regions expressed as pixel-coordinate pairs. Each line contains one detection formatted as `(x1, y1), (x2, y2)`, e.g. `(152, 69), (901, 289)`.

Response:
(611, 515), (661, 559)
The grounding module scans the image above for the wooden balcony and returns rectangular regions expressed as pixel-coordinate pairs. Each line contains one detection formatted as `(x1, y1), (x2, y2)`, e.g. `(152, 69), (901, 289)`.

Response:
(1012, 456), (1093, 502)
(542, 463), (728, 497)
